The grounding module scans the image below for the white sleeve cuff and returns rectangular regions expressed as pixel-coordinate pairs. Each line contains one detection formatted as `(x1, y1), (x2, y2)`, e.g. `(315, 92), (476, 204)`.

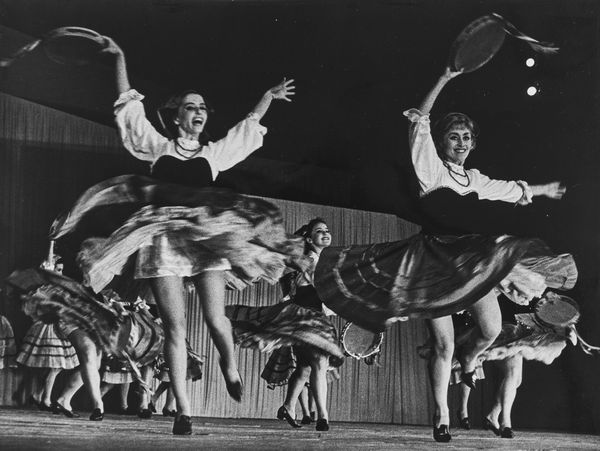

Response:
(114, 89), (145, 108)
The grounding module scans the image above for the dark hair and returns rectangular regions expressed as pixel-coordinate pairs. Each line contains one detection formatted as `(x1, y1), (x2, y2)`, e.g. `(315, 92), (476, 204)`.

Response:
(432, 112), (479, 157)
(156, 89), (214, 144)
(294, 217), (328, 254)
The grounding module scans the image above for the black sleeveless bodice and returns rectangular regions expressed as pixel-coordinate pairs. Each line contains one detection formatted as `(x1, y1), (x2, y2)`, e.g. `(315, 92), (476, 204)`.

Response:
(152, 155), (214, 188)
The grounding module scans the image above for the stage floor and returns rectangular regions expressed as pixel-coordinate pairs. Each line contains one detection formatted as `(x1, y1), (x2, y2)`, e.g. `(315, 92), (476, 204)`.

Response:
(0, 407), (598, 450)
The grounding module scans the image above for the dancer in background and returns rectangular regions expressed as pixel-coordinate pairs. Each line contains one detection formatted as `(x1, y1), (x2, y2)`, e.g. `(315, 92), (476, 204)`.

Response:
(48, 36), (302, 435)
(228, 218), (344, 432)
(16, 255), (80, 412)
(449, 294), (577, 439)
(0, 314), (17, 372)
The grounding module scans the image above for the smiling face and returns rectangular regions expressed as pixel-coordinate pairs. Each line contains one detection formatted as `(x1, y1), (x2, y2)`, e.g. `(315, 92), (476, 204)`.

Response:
(441, 124), (474, 166)
(174, 93), (208, 140)
(306, 222), (331, 251)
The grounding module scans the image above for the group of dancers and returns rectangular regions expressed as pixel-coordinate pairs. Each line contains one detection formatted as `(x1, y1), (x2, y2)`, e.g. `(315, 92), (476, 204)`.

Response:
(1, 30), (583, 443)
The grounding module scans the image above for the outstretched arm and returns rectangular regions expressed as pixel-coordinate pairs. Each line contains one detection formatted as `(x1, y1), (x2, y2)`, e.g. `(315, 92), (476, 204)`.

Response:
(419, 67), (462, 115)
(251, 78), (295, 120)
(530, 182), (567, 200)
(101, 37), (131, 95)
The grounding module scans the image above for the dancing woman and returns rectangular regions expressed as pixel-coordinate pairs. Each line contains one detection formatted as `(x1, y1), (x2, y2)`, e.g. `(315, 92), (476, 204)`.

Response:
(313, 67), (576, 442)
(48, 37), (302, 435)
(227, 218), (344, 431)
(406, 65), (573, 441)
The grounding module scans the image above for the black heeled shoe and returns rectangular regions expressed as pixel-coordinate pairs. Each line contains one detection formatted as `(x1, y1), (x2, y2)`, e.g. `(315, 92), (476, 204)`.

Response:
(89, 408), (104, 421)
(163, 407), (177, 417)
(315, 418), (330, 431)
(301, 415), (312, 425)
(52, 401), (80, 418)
(276, 406), (302, 428)
(500, 427), (514, 438)
(460, 370), (477, 389)
(456, 411), (470, 430)
(483, 417), (500, 436)
(138, 408), (152, 419)
(173, 415), (193, 435)
(148, 402), (156, 413)
(433, 424), (451, 443)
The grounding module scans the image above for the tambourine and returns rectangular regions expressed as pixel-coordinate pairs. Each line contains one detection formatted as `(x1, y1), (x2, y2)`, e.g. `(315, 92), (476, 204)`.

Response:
(448, 13), (559, 74)
(534, 291), (580, 329)
(0, 26), (107, 67)
(340, 321), (383, 360)
(521, 292), (600, 357)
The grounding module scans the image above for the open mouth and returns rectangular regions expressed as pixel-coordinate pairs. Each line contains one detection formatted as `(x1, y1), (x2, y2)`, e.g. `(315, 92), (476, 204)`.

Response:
(192, 119), (204, 126)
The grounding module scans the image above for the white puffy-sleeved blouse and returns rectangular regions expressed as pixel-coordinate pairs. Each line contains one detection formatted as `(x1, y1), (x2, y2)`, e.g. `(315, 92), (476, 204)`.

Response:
(114, 89), (267, 181)
(404, 108), (531, 204)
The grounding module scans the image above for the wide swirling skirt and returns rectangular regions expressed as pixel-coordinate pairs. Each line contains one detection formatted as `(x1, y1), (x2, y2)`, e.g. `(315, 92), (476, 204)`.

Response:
(0, 315), (17, 369)
(6, 268), (163, 368)
(50, 175), (305, 294)
(16, 321), (79, 369)
(314, 234), (577, 332)
(225, 297), (344, 388)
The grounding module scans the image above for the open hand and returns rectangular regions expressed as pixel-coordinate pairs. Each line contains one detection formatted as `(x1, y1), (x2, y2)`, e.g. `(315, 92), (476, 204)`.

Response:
(269, 78), (295, 102)
(544, 181), (567, 200)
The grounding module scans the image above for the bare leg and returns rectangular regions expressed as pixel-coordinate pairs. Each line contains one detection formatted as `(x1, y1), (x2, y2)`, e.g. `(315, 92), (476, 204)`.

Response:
(139, 365), (154, 409)
(308, 355), (329, 421)
(118, 383), (130, 411)
(57, 330), (103, 412)
(498, 355), (523, 429)
(193, 271), (241, 394)
(100, 382), (114, 397)
(427, 316), (454, 428)
(298, 386), (310, 417)
(458, 382), (471, 420)
(165, 386), (176, 412)
(283, 365), (311, 415)
(41, 368), (61, 407)
(463, 291), (501, 373)
(151, 381), (169, 406)
(150, 276), (190, 416)
(309, 390), (316, 419)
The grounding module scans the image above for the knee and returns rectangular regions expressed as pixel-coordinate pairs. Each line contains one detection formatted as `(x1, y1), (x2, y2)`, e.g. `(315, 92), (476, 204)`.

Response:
(162, 321), (187, 343)
(479, 321), (501, 343)
(204, 312), (229, 333)
(432, 339), (454, 360)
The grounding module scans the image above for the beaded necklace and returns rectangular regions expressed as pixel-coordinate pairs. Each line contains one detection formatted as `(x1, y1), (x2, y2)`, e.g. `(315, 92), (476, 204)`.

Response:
(443, 161), (471, 187)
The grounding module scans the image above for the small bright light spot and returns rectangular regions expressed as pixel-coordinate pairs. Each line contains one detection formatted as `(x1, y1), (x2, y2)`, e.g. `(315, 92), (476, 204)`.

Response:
(525, 58), (536, 67)
(527, 86), (538, 96)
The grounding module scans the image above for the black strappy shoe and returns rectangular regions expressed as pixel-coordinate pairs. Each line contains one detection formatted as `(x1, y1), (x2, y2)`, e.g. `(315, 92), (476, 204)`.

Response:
(316, 418), (330, 431)
(277, 405), (302, 428)
(173, 415), (193, 435)
(457, 410), (470, 430)
(433, 424), (451, 443)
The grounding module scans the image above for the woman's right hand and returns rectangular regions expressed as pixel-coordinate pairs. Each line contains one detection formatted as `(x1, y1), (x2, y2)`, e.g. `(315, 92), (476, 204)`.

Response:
(442, 66), (463, 81)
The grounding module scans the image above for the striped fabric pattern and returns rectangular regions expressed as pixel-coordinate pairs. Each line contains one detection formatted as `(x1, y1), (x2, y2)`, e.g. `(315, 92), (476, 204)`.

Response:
(315, 234), (577, 333)
(16, 321), (79, 369)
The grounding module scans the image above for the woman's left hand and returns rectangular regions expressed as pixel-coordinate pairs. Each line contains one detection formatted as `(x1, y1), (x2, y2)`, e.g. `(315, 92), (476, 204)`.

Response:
(268, 78), (295, 102)
(543, 181), (567, 200)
